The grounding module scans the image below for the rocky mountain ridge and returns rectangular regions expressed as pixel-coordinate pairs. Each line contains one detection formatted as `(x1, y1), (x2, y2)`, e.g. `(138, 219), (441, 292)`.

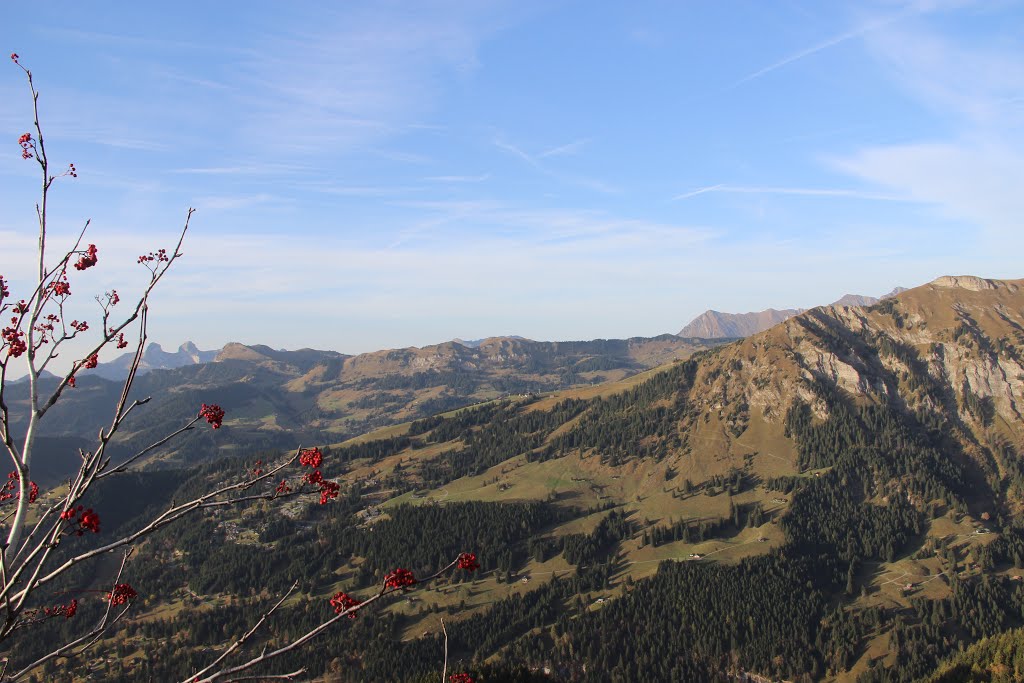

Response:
(92, 340), (220, 380)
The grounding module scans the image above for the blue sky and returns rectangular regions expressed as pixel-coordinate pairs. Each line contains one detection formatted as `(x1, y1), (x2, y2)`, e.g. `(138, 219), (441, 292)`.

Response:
(2, 0), (1023, 360)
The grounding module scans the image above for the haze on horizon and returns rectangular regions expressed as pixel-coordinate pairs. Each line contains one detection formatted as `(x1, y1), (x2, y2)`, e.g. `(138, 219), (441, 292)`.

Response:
(2, 0), (1023, 362)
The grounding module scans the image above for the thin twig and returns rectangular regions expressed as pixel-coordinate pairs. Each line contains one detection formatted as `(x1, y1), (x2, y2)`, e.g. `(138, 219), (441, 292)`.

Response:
(441, 617), (449, 683)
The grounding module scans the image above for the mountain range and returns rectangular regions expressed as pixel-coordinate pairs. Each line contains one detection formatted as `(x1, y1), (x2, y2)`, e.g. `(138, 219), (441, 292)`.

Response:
(92, 286), (910, 381)
(90, 340), (220, 380)
(7, 334), (726, 477)
(14, 274), (1024, 682)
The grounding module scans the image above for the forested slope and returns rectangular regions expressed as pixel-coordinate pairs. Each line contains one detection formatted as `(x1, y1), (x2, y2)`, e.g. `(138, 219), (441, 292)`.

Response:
(10, 276), (1024, 682)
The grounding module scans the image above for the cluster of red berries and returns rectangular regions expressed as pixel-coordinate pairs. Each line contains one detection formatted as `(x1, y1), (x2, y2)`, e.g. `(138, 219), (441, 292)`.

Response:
(318, 480), (340, 504)
(60, 506), (101, 535)
(457, 553), (480, 572)
(275, 480), (291, 495)
(42, 599), (77, 620)
(251, 460), (264, 477)
(18, 132), (33, 160)
(297, 448), (339, 504)
(66, 162), (77, 178)
(449, 674), (475, 683)
(329, 591), (362, 617)
(107, 583), (137, 606)
(115, 332), (128, 349)
(2, 326), (26, 358)
(107, 289), (120, 306)
(0, 471), (38, 504)
(49, 276), (71, 297)
(73, 244), (97, 271)
(298, 447), (323, 468)
(383, 568), (417, 590)
(32, 313), (60, 345)
(82, 353), (98, 369)
(67, 376), (76, 388)
(137, 248), (169, 265)
(199, 403), (225, 429)
(0, 275), (8, 299)
(10, 53), (18, 62)
(70, 320), (88, 333)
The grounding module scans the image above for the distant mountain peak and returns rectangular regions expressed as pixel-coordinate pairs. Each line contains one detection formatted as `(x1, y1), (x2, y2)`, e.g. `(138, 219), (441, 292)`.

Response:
(214, 342), (269, 362)
(678, 285), (907, 339)
(678, 309), (802, 339)
(92, 340), (218, 381)
(832, 294), (878, 307)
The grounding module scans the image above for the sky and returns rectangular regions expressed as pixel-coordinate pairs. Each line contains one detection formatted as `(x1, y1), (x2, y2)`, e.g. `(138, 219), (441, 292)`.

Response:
(2, 0), (1024, 363)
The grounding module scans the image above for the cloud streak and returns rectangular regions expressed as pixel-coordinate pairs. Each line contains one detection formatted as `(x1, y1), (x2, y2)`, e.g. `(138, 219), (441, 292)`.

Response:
(671, 184), (906, 202)
(538, 138), (591, 158)
(493, 136), (617, 193)
(727, 5), (927, 89)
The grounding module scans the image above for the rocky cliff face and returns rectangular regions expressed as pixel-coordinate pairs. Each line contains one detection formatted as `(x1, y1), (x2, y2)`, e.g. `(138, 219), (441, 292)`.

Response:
(685, 276), (1024, 497)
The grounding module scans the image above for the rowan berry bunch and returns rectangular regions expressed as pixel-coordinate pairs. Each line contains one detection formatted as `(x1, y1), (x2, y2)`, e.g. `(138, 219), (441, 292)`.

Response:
(42, 599), (78, 620)
(329, 592), (362, 618)
(199, 403), (225, 428)
(59, 506), (102, 536)
(106, 583), (137, 606)
(0, 471), (37, 504)
(294, 447), (341, 504)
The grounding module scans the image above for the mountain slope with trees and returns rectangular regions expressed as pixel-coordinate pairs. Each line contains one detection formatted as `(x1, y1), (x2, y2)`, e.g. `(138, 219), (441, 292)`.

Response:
(15, 275), (1024, 681)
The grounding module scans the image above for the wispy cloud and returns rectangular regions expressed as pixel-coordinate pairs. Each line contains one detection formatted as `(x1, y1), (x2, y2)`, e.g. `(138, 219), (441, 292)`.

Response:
(672, 184), (725, 201)
(230, 6), (501, 158)
(372, 149), (435, 165)
(833, 4), (1024, 244)
(41, 26), (246, 55)
(493, 136), (617, 193)
(493, 138), (538, 166)
(864, 17), (1024, 124)
(671, 184), (905, 202)
(835, 140), (1024, 240)
(538, 138), (591, 158)
(727, 4), (927, 89)
(424, 173), (490, 183)
(305, 184), (425, 197)
(170, 163), (311, 176)
(194, 193), (279, 211)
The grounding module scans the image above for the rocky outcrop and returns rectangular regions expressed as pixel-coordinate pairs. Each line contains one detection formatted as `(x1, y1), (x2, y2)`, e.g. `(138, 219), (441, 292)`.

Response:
(930, 275), (1001, 291)
(686, 276), (1024, 456)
